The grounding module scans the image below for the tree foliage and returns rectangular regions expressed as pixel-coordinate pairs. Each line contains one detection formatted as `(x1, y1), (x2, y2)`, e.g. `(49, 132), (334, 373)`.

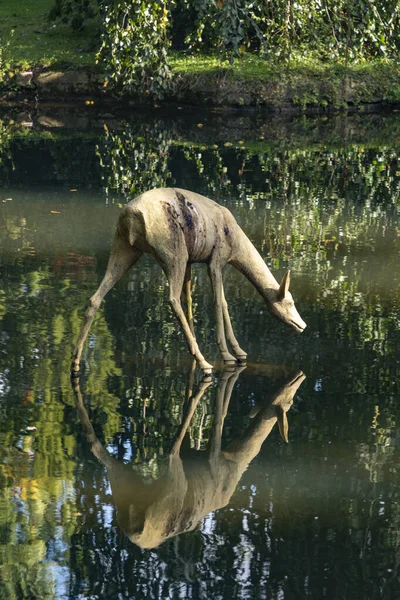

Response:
(51, 0), (400, 97)
(99, 1), (172, 97)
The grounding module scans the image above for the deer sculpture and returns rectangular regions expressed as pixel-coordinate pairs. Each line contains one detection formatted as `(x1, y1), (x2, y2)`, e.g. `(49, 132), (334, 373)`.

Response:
(71, 188), (306, 375)
(73, 365), (306, 549)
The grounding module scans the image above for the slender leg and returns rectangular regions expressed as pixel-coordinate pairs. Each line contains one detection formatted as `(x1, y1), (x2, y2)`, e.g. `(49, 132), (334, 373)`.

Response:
(221, 365), (247, 419)
(208, 368), (244, 476)
(208, 261), (236, 364)
(183, 264), (195, 335)
(185, 358), (197, 401)
(72, 378), (115, 468)
(71, 232), (142, 373)
(221, 285), (247, 362)
(209, 370), (232, 461)
(170, 378), (213, 456)
(166, 260), (213, 374)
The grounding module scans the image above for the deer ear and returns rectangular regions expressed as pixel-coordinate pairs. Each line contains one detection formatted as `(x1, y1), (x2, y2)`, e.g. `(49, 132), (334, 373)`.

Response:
(277, 270), (290, 300)
(276, 406), (289, 443)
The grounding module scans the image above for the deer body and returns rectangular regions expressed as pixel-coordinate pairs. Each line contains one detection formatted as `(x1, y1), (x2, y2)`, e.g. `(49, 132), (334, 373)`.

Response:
(72, 188), (306, 374)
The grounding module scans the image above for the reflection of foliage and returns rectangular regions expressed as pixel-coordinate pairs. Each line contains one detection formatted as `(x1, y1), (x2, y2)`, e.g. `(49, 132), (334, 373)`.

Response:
(96, 121), (172, 199)
(0, 120), (13, 176)
(122, 374), (214, 471)
(0, 127), (101, 187)
(0, 218), (123, 599)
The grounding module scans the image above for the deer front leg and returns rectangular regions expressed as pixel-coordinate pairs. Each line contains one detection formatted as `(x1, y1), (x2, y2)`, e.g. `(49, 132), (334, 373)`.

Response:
(170, 377), (213, 456)
(221, 285), (247, 363)
(208, 262), (236, 365)
(166, 261), (213, 375)
(71, 233), (142, 374)
(209, 368), (244, 475)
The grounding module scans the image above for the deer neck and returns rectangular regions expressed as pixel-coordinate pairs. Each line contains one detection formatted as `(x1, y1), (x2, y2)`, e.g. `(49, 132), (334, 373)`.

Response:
(223, 414), (278, 469)
(230, 229), (279, 303)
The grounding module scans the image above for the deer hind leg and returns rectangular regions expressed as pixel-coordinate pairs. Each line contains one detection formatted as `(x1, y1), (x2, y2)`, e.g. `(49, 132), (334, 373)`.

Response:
(165, 259), (213, 375)
(183, 264), (195, 335)
(71, 231), (143, 373)
(221, 285), (247, 363)
(208, 262), (236, 365)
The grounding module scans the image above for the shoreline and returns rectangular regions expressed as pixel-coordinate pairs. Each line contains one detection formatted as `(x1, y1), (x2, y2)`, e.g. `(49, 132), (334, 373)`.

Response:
(2, 61), (400, 114)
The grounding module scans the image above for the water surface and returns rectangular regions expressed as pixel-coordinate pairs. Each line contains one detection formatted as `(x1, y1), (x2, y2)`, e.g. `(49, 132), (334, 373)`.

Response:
(0, 109), (400, 599)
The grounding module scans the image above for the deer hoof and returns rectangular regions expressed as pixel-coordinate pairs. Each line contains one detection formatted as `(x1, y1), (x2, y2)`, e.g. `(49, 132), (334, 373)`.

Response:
(224, 359), (237, 367)
(200, 361), (213, 375)
(222, 351), (237, 363)
(236, 355), (247, 364)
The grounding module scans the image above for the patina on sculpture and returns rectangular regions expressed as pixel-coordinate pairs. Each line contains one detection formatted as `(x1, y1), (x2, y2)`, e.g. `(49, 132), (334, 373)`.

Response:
(71, 188), (306, 374)
(73, 367), (306, 549)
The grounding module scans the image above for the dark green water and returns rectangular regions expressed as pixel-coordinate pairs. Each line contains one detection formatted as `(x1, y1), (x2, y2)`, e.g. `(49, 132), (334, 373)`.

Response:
(0, 109), (400, 599)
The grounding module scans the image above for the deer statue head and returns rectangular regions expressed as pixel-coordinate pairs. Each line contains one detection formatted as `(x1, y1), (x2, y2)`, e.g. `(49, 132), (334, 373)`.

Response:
(267, 271), (307, 333)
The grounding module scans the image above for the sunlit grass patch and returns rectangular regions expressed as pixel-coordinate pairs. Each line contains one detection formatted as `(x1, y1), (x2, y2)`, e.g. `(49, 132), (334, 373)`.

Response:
(0, 0), (97, 69)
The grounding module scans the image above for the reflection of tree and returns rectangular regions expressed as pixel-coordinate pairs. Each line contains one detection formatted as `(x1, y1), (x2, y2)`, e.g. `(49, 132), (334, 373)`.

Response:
(0, 226), (124, 600)
(0, 119), (13, 177)
(96, 121), (173, 200)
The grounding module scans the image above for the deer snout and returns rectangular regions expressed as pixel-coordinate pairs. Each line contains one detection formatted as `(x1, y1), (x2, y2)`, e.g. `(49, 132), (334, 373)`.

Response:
(289, 314), (307, 333)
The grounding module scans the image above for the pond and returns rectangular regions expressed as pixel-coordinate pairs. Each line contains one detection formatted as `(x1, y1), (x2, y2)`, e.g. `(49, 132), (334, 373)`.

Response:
(0, 107), (400, 599)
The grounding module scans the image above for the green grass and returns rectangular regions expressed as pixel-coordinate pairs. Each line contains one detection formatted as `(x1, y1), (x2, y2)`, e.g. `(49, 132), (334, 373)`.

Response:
(170, 51), (400, 108)
(169, 52), (278, 80)
(170, 50), (398, 85)
(0, 0), (97, 69)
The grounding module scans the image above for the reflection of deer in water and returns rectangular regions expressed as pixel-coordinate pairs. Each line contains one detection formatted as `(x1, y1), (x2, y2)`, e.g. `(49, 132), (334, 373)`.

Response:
(73, 367), (305, 549)
(71, 188), (306, 376)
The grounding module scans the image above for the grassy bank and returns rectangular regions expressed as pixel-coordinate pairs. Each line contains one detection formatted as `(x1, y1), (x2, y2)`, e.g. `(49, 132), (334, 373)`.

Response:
(1, 0), (400, 110)
(169, 54), (400, 109)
